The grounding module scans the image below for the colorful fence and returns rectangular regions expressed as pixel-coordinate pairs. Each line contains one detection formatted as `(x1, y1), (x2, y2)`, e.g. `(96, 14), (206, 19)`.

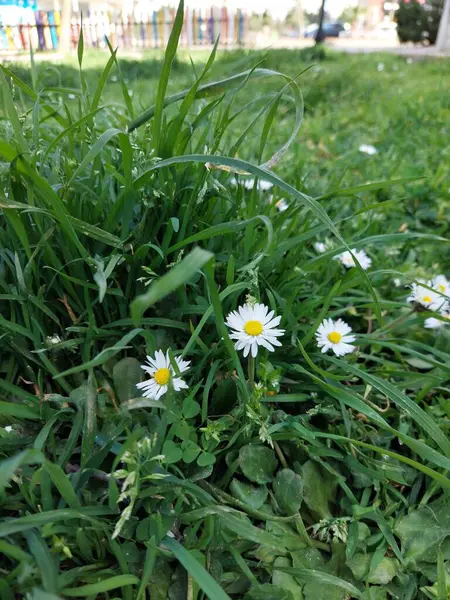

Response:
(0, 7), (247, 51)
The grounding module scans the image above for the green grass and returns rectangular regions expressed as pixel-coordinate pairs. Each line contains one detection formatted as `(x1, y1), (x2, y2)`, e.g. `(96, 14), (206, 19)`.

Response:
(0, 16), (450, 600)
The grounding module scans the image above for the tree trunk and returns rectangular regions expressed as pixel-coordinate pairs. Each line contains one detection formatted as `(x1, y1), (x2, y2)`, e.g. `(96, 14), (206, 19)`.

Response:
(436, 0), (450, 51)
(315, 0), (326, 43)
(59, 0), (72, 55)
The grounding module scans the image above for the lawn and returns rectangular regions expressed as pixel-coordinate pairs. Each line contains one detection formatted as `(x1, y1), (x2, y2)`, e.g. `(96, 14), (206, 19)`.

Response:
(1, 15), (450, 600)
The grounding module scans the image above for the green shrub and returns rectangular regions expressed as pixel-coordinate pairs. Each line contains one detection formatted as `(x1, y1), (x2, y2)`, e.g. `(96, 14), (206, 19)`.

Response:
(395, 0), (444, 44)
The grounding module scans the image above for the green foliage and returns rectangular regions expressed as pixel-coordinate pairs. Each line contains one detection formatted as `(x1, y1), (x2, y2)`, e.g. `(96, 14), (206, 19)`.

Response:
(239, 444), (278, 484)
(0, 8), (449, 598)
(272, 469), (303, 515)
(395, 0), (444, 45)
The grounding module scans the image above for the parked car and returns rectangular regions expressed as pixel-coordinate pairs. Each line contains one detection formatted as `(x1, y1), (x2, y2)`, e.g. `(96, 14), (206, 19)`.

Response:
(304, 21), (349, 38)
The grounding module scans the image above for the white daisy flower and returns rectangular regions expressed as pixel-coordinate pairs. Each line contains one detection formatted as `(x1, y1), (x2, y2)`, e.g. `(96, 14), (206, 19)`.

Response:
(407, 280), (444, 311)
(225, 303), (284, 358)
(314, 242), (328, 254)
(136, 350), (190, 400)
(336, 249), (372, 270)
(242, 178), (273, 191)
(359, 144), (377, 155)
(4, 426), (13, 433)
(315, 318), (356, 357)
(275, 199), (288, 212)
(424, 308), (450, 329)
(432, 275), (450, 297)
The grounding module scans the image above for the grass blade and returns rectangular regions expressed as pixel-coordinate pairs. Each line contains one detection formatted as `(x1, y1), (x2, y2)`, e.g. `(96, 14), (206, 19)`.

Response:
(163, 537), (232, 600)
(131, 247), (213, 324)
(324, 357), (450, 457)
(62, 575), (139, 597)
(152, 0), (184, 155)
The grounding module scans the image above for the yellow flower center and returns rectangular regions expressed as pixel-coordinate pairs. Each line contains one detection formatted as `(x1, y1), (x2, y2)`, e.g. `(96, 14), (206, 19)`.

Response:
(154, 368), (170, 386)
(438, 284), (445, 292)
(328, 331), (342, 344)
(244, 320), (263, 336)
(423, 295), (432, 303)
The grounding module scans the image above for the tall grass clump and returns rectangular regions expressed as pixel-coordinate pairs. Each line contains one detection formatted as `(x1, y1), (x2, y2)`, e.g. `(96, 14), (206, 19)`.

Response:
(1, 3), (449, 598)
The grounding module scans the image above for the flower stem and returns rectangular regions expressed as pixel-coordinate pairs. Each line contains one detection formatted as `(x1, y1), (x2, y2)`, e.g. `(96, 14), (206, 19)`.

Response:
(274, 440), (288, 469)
(248, 355), (255, 392)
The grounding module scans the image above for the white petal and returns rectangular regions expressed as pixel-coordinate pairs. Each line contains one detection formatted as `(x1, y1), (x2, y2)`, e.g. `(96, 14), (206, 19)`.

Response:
(173, 378), (188, 391)
(262, 328), (284, 338)
(155, 350), (166, 369)
(263, 309), (275, 324)
(230, 332), (242, 341)
(227, 313), (243, 329)
(264, 316), (281, 329)
(155, 385), (167, 399)
(238, 305), (251, 321)
(235, 339), (248, 350)
(254, 303), (269, 321)
(136, 380), (154, 391)
(258, 337), (275, 352)
(175, 357), (190, 373)
(145, 355), (158, 369)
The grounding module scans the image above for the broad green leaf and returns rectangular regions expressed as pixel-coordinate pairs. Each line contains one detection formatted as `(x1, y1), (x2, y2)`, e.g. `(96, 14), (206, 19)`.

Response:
(275, 566), (361, 597)
(181, 440), (201, 464)
(162, 440), (183, 464)
(273, 469), (303, 515)
(230, 479), (268, 510)
(113, 358), (142, 403)
(301, 460), (333, 519)
(347, 553), (399, 584)
(182, 398), (201, 419)
(239, 444), (278, 484)
(272, 557), (304, 599)
(197, 451), (216, 467)
(395, 499), (450, 564)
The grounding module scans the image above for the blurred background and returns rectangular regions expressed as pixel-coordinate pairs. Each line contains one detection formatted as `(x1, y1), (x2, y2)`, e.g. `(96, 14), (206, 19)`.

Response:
(0, 0), (448, 56)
